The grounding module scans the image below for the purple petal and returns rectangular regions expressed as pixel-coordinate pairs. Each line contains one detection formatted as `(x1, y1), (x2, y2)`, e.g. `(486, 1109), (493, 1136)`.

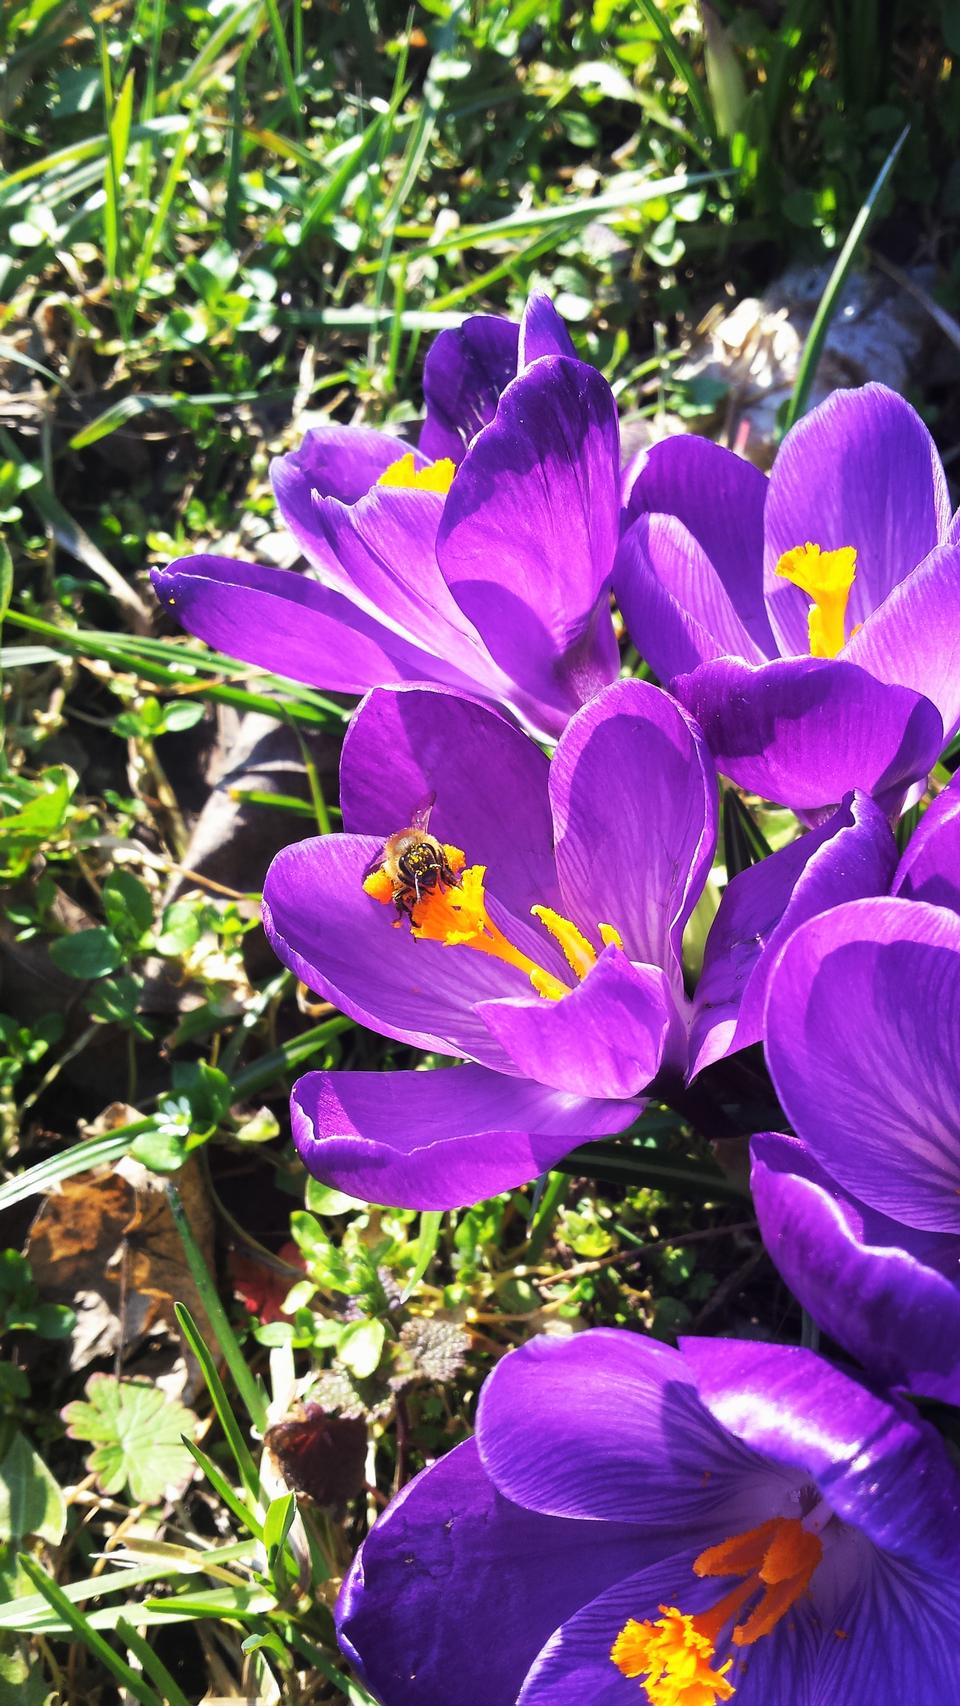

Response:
(763, 384), (950, 655)
(844, 542), (960, 744)
(682, 1336), (960, 1565)
(894, 769), (960, 912)
(519, 292), (576, 365)
(338, 684), (560, 918)
(549, 680), (717, 979)
(152, 554), (441, 693)
(478, 947), (678, 1099)
(438, 357), (621, 731)
(809, 1557), (960, 1706)
(291, 1063), (638, 1210)
(751, 1133), (960, 1404)
(764, 896), (960, 1234)
(418, 314), (520, 465)
(336, 1438), (651, 1706)
(519, 1551), (820, 1706)
(690, 792), (897, 1075)
(262, 834), (529, 1069)
(476, 1330), (782, 1532)
(623, 434), (774, 653)
(615, 514), (766, 682)
(674, 654), (943, 811)
(271, 423), (412, 509)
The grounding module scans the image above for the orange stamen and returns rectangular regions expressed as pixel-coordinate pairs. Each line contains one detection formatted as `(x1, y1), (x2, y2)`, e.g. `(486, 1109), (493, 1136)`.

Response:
(775, 541), (857, 658)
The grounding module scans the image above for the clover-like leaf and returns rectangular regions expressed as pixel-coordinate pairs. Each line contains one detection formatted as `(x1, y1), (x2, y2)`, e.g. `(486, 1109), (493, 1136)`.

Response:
(62, 1374), (196, 1503)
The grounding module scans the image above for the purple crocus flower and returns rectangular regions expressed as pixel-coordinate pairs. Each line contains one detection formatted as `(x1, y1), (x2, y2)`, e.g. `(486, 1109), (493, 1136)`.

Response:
(259, 677), (894, 1210)
(337, 1329), (960, 1705)
(751, 864), (960, 1402)
(616, 384), (960, 812)
(152, 295), (623, 740)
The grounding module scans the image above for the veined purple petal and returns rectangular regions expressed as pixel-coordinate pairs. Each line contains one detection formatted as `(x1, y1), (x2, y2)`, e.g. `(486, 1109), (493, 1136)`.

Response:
(262, 834), (528, 1069)
(477, 947), (677, 1100)
(674, 654), (943, 811)
(418, 314), (520, 465)
(682, 1337), (960, 1566)
(894, 768), (960, 912)
(291, 1063), (638, 1210)
(809, 1556), (960, 1706)
(751, 1133), (960, 1404)
(549, 680), (717, 979)
(271, 422), (413, 508)
(336, 1439), (650, 1706)
(476, 1331), (781, 1531)
(623, 434), (774, 654)
(763, 384), (950, 656)
(843, 542), (960, 746)
(152, 554), (446, 693)
(338, 685), (560, 919)
(518, 292), (576, 366)
(438, 357), (621, 731)
(615, 514), (767, 683)
(690, 792), (897, 1075)
(764, 897), (960, 1234)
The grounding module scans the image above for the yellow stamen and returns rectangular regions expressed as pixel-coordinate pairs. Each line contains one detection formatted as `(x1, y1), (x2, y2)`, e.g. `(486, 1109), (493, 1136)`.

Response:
(377, 452), (456, 494)
(364, 845), (624, 1005)
(611, 1608), (735, 1704)
(775, 541), (857, 658)
(612, 1516), (824, 1701)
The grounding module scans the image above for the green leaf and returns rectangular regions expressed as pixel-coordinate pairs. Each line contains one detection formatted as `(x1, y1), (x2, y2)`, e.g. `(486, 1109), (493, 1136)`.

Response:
(337, 1318), (386, 1379)
(0, 538), (12, 626)
(159, 701), (205, 733)
(0, 1431), (66, 1543)
(263, 1490), (296, 1556)
(304, 1178), (365, 1215)
(102, 870), (154, 941)
(62, 1375), (196, 1503)
(128, 1126), (190, 1174)
(155, 899), (201, 956)
(48, 927), (124, 980)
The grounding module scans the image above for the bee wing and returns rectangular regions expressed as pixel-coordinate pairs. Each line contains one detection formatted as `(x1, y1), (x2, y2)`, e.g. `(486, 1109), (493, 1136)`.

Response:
(410, 789), (437, 833)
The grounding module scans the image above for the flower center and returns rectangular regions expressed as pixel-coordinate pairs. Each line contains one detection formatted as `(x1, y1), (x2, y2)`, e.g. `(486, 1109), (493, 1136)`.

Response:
(376, 452), (456, 494)
(363, 853), (623, 1003)
(611, 1516), (824, 1702)
(775, 540), (858, 658)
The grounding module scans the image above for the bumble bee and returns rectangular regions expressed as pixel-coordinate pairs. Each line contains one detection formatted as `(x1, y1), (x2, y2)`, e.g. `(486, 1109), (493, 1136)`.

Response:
(367, 793), (461, 922)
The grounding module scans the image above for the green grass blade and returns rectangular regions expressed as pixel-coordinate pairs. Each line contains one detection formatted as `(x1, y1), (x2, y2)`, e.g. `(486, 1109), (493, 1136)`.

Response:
(18, 1557), (164, 1706)
(631, 0), (715, 139)
(182, 1437), (264, 1539)
(263, 0), (303, 138)
(783, 124), (909, 430)
(0, 1543), (256, 1632)
(401, 1210), (443, 1302)
(173, 1302), (263, 1502)
(115, 1618), (192, 1706)
(168, 1196), (268, 1435)
(132, 112), (195, 298)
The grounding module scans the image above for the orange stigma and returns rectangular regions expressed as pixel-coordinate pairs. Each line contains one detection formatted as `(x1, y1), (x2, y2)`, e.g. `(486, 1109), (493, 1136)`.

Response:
(363, 853), (622, 1003)
(612, 1515), (824, 1702)
(775, 541), (858, 657)
(377, 452), (456, 494)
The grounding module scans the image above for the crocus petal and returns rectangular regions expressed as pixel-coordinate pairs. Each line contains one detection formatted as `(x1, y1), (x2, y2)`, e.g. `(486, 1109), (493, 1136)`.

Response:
(338, 684), (561, 917)
(478, 947), (677, 1100)
(336, 1438), (650, 1706)
(623, 434), (774, 653)
(810, 1559), (960, 1706)
(682, 1336), (960, 1566)
(893, 769), (960, 912)
(674, 654), (943, 812)
(262, 834), (531, 1069)
(842, 540), (960, 746)
(477, 1331), (780, 1531)
(518, 292), (576, 365)
(763, 384), (951, 655)
(438, 357), (621, 731)
(549, 679), (717, 978)
(418, 314), (520, 465)
(764, 897), (960, 1234)
(271, 422), (413, 508)
(152, 554), (444, 693)
(751, 1133), (960, 1404)
(615, 514), (767, 682)
(690, 792), (897, 1075)
(290, 1063), (639, 1210)
(519, 1551), (819, 1706)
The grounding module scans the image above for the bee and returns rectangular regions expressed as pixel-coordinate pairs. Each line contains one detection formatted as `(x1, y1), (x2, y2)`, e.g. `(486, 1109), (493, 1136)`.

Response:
(367, 793), (461, 923)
